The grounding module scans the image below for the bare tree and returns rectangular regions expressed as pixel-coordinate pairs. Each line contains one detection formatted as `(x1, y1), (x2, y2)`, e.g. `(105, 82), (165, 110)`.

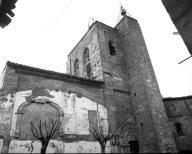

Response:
(31, 119), (61, 154)
(89, 114), (138, 153)
(89, 126), (118, 153)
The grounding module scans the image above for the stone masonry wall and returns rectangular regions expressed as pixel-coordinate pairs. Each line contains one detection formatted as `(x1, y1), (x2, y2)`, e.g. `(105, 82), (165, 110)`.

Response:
(115, 16), (177, 153)
(67, 20), (135, 153)
(164, 97), (192, 152)
(96, 22), (128, 92)
(96, 21), (135, 153)
(67, 24), (103, 80)
(0, 65), (18, 92)
(16, 73), (104, 104)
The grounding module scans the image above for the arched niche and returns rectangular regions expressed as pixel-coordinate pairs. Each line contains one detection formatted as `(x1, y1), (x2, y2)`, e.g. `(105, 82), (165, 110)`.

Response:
(14, 99), (64, 139)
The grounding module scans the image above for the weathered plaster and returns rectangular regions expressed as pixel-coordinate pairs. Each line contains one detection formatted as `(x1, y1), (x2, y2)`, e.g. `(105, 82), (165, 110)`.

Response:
(0, 139), (3, 153)
(0, 93), (14, 135)
(10, 89), (108, 136)
(46, 140), (64, 153)
(10, 90), (31, 136)
(8, 140), (41, 153)
(8, 140), (110, 153)
(2, 88), (110, 152)
(0, 66), (6, 89)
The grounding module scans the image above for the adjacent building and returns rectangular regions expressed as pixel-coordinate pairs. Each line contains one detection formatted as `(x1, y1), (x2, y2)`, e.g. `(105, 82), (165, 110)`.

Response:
(162, 0), (192, 55)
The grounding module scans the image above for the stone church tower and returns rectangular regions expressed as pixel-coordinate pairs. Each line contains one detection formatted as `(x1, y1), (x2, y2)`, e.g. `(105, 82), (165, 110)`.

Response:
(67, 15), (177, 153)
(1, 14), (185, 153)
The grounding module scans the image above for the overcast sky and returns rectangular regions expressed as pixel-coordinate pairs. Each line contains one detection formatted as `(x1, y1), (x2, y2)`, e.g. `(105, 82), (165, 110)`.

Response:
(0, 0), (192, 97)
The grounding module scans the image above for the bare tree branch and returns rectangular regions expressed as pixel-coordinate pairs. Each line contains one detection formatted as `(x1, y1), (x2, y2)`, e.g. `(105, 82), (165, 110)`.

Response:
(89, 127), (99, 140)
(49, 119), (57, 138)
(50, 120), (61, 138)
(30, 119), (61, 154)
(100, 126), (105, 141)
(38, 120), (44, 138)
(44, 120), (49, 137)
(31, 121), (40, 139)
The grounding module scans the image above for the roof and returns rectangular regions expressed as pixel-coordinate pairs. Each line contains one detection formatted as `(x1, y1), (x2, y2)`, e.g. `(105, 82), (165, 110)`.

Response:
(163, 95), (192, 101)
(6, 61), (104, 87)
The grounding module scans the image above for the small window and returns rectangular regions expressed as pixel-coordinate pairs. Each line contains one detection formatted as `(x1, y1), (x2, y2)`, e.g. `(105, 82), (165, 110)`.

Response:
(74, 59), (79, 76)
(108, 40), (116, 56)
(175, 122), (184, 136)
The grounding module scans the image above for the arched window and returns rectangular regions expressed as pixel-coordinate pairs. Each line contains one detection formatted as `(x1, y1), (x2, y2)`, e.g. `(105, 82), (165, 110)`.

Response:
(83, 47), (90, 64)
(83, 47), (92, 78)
(175, 122), (184, 136)
(74, 59), (79, 76)
(108, 40), (116, 56)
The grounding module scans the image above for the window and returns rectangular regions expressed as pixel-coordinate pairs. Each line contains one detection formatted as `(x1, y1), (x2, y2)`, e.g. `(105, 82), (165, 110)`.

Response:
(108, 40), (116, 56)
(83, 47), (92, 78)
(86, 63), (92, 78)
(175, 122), (184, 136)
(74, 59), (79, 76)
(83, 47), (90, 64)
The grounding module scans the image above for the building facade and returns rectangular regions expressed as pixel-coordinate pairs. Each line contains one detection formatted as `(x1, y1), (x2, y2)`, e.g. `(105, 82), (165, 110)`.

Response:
(0, 15), (191, 153)
(161, 0), (192, 55)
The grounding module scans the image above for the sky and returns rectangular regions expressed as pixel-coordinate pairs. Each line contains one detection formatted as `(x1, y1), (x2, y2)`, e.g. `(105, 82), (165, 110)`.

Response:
(0, 0), (192, 98)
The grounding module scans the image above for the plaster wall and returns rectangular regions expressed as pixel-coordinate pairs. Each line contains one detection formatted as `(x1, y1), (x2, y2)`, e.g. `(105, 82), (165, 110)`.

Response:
(10, 89), (108, 136)
(0, 66), (6, 89)
(0, 93), (14, 136)
(8, 140), (111, 153)
(0, 88), (110, 153)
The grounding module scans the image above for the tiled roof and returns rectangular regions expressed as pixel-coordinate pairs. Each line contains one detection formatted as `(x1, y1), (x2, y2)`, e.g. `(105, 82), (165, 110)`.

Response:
(6, 61), (104, 86)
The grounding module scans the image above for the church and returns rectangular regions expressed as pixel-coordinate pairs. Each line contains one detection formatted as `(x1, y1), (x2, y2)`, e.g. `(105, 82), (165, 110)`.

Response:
(0, 15), (192, 153)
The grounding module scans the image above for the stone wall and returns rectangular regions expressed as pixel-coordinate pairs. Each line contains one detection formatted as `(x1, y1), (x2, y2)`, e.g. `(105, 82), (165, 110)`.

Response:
(0, 65), (18, 92)
(115, 16), (177, 153)
(67, 24), (103, 80)
(164, 96), (192, 152)
(67, 20), (135, 153)
(96, 21), (128, 92)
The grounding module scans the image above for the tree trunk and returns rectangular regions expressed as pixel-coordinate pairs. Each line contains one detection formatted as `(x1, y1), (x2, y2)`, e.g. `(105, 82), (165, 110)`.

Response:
(101, 144), (106, 154)
(41, 146), (46, 154)
(41, 142), (49, 154)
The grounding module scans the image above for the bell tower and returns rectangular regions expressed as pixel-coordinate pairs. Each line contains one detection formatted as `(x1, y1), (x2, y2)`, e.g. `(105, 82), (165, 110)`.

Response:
(66, 15), (177, 153)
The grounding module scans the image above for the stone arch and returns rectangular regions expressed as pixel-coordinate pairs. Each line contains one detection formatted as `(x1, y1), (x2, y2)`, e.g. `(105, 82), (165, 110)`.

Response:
(14, 99), (64, 139)
(16, 100), (64, 116)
